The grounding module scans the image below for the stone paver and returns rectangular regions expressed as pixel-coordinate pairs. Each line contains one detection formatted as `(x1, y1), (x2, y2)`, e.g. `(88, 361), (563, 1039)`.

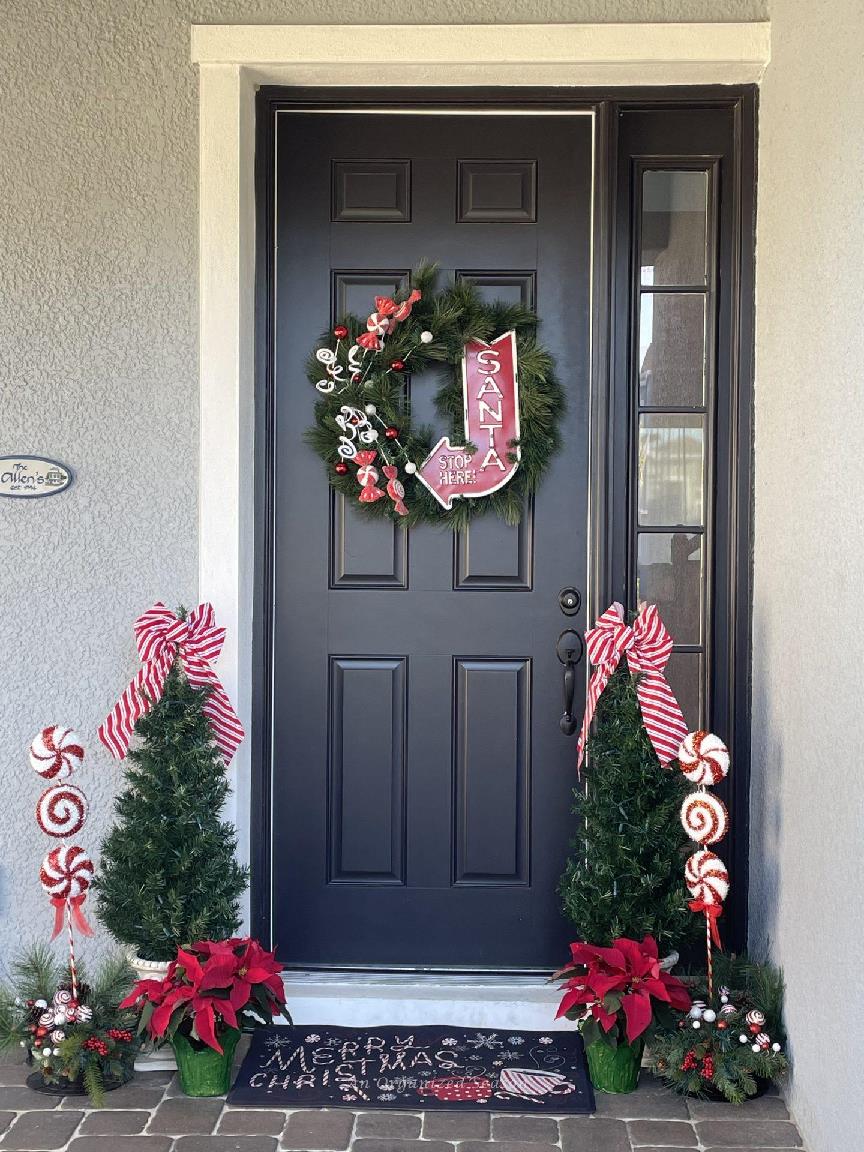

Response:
(352, 1142), (454, 1152)
(148, 1097), (225, 1134)
(696, 1118), (804, 1146)
(0, 1086), (61, 1110)
(595, 1081), (690, 1120)
(560, 1115), (631, 1152)
(422, 1112), (490, 1140)
(688, 1092), (790, 1120)
(174, 1138), (279, 1151)
(628, 1119), (697, 1145)
(219, 1109), (287, 1135)
(354, 1113), (422, 1139)
(0, 1109), (83, 1149)
(68, 1139), (173, 1152)
(78, 1110), (150, 1135)
(281, 1109), (356, 1149)
(491, 1114), (560, 1142)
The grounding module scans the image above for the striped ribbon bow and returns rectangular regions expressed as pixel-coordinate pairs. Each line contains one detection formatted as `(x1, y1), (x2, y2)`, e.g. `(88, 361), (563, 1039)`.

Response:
(576, 601), (687, 771)
(98, 602), (245, 766)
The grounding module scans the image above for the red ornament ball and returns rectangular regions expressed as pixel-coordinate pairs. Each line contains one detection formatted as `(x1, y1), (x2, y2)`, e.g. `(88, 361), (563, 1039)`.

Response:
(35, 1027), (47, 1038)
(333, 325), (349, 340)
(390, 359), (406, 372)
(717, 1020), (728, 1030)
(334, 461), (349, 476)
(384, 426), (400, 440)
(749, 1024), (761, 1034)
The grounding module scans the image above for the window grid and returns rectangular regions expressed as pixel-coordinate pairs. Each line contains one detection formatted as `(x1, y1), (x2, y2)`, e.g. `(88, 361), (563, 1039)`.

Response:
(633, 164), (717, 730)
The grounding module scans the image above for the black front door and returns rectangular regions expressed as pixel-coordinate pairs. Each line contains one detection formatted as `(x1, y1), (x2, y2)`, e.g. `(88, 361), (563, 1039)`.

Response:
(270, 110), (592, 969)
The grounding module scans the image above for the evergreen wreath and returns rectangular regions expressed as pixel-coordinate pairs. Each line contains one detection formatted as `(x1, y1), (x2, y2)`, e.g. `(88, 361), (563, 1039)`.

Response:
(305, 264), (565, 529)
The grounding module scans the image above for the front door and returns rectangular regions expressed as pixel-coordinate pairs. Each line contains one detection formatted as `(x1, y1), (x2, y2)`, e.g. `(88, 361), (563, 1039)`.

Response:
(270, 110), (592, 969)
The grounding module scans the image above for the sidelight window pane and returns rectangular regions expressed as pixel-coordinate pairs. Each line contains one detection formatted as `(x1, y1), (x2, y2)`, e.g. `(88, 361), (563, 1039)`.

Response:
(664, 651), (704, 730)
(638, 414), (705, 526)
(641, 170), (709, 287)
(639, 293), (706, 407)
(637, 533), (703, 645)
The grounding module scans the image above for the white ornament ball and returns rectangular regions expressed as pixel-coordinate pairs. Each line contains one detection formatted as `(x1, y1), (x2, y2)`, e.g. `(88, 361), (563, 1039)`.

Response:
(365, 403), (377, 415)
(739, 1034), (748, 1044)
(702, 1009), (717, 1023)
(772, 1042), (781, 1052)
(368, 429), (379, 440)
(53, 1011), (67, 1026)
(720, 994), (729, 1004)
(404, 462), (417, 474)
(420, 330), (433, 344)
(752, 1043), (761, 1053)
(35, 999), (47, 1009)
(691, 1020), (701, 1029)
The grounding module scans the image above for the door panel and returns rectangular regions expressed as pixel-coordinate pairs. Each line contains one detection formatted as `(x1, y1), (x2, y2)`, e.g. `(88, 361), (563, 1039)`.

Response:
(271, 111), (591, 968)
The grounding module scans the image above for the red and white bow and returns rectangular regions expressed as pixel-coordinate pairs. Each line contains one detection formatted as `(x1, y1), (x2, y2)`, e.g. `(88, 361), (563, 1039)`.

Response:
(98, 602), (245, 766)
(576, 601), (687, 771)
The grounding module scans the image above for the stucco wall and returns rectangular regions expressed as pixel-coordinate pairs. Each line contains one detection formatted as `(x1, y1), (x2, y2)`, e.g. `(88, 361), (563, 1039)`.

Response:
(2, 1), (860, 1149)
(749, 2), (864, 1151)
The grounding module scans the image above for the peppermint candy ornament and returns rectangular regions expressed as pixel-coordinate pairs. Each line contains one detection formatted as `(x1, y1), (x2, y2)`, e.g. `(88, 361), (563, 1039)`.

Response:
(40, 845), (94, 901)
(746, 1009), (766, 1028)
(29, 727), (84, 780)
(355, 450), (385, 504)
(685, 849), (730, 905)
(677, 730), (730, 786)
(36, 785), (88, 838)
(681, 790), (729, 844)
(75, 1004), (93, 1023)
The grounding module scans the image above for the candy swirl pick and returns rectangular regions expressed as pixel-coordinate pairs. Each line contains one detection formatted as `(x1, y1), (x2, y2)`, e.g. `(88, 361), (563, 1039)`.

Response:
(29, 726), (84, 780)
(685, 849), (730, 906)
(36, 785), (88, 839)
(681, 791), (729, 844)
(677, 730), (730, 786)
(40, 845), (94, 902)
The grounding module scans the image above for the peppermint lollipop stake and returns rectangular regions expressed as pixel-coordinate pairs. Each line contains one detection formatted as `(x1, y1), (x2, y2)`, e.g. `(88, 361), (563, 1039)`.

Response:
(676, 730), (731, 1003)
(29, 725), (94, 1004)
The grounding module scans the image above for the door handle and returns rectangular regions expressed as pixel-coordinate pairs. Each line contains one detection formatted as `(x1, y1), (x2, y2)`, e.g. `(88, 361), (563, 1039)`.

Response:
(556, 629), (584, 736)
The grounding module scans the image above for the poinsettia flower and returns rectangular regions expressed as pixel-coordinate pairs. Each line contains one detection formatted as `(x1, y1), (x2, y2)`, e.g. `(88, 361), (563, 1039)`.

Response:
(555, 934), (692, 1044)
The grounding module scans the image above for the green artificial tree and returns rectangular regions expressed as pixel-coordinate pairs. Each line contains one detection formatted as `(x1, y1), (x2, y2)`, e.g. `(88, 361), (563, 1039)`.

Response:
(559, 664), (696, 955)
(95, 662), (249, 962)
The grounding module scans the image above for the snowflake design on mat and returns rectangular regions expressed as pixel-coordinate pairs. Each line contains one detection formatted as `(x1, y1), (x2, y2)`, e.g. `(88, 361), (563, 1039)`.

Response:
(441, 1037), (458, 1046)
(378, 1092), (396, 1101)
(466, 1032), (501, 1049)
(507, 1036), (525, 1045)
(502, 1050), (520, 1060)
(305, 1033), (321, 1043)
(538, 1036), (554, 1044)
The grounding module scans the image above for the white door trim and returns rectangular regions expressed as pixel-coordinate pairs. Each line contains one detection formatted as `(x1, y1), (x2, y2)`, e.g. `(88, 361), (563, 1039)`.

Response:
(191, 22), (771, 931)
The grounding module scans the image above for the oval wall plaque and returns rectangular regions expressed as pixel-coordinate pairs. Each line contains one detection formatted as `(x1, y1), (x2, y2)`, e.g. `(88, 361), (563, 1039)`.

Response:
(0, 456), (73, 498)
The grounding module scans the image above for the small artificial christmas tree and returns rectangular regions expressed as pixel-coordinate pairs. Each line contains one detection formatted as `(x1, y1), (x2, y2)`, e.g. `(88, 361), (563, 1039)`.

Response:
(559, 663), (695, 954)
(95, 662), (249, 962)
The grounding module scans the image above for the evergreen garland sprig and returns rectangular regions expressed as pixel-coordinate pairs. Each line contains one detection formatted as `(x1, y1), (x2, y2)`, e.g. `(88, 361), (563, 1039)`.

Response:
(304, 264), (565, 529)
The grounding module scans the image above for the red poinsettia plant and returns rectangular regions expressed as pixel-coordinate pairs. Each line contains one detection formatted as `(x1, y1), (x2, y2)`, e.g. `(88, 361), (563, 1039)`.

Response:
(554, 935), (691, 1050)
(119, 937), (288, 1053)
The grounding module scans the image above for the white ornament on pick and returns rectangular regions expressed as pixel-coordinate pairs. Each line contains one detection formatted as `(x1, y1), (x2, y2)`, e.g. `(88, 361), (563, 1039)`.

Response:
(751, 1043), (761, 1053)
(688, 1001), (706, 1019)
(420, 331), (433, 344)
(365, 404), (377, 415)
(35, 1000), (47, 1009)
(368, 429), (379, 440)
(772, 1042), (781, 1052)
(702, 1009), (717, 1023)
(691, 1020), (701, 1029)
(739, 1034), (748, 1043)
(404, 462), (417, 474)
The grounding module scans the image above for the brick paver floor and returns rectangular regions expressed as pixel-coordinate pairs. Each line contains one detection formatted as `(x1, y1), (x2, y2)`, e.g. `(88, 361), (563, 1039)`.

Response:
(0, 1054), (807, 1151)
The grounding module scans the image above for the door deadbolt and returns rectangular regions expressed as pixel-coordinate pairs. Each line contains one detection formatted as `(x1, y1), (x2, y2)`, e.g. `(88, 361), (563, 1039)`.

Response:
(559, 587), (581, 616)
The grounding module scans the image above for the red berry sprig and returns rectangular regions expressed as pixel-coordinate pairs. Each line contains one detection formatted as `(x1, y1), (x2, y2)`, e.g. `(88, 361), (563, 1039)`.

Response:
(83, 1036), (110, 1056)
(106, 1028), (134, 1043)
(681, 1050), (697, 1072)
(700, 1055), (715, 1080)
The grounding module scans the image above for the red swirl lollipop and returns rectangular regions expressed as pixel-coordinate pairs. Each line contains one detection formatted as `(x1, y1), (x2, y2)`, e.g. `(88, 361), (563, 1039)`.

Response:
(36, 785), (89, 839)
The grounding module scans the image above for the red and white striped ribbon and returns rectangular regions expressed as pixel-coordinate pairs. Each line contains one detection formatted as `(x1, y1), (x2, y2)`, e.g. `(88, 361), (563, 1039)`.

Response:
(98, 602), (244, 766)
(576, 601), (687, 770)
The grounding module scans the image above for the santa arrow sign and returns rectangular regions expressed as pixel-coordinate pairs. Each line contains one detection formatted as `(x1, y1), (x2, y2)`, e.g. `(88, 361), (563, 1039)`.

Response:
(416, 331), (521, 510)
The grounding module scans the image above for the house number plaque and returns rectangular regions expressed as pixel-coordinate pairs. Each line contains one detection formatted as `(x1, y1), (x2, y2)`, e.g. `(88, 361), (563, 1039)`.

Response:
(0, 456), (73, 498)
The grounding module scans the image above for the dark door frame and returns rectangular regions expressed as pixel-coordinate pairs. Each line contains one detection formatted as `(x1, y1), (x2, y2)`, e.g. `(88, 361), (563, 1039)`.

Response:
(252, 86), (757, 960)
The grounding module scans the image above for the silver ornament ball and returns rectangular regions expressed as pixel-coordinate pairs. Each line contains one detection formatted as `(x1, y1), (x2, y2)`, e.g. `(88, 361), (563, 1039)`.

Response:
(420, 331), (433, 344)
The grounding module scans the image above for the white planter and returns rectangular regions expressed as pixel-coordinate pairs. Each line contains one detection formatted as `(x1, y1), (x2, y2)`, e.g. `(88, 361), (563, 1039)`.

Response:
(128, 952), (171, 983)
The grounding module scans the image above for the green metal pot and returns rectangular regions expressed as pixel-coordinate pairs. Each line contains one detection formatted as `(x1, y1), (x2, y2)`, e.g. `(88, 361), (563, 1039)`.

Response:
(585, 1036), (645, 1093)
(171, 1027), (241, 1097)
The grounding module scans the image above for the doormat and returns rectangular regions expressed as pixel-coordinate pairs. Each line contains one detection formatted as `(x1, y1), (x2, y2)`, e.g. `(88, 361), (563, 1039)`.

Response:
(229, 1025), (595, 1113)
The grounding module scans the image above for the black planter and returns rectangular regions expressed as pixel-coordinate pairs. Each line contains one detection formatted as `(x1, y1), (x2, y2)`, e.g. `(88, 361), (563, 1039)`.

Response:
(26, 1069), (133, 1096)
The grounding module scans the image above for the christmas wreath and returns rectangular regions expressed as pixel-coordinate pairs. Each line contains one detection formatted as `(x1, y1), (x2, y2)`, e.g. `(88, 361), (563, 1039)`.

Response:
(305, 264), (565, 528)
